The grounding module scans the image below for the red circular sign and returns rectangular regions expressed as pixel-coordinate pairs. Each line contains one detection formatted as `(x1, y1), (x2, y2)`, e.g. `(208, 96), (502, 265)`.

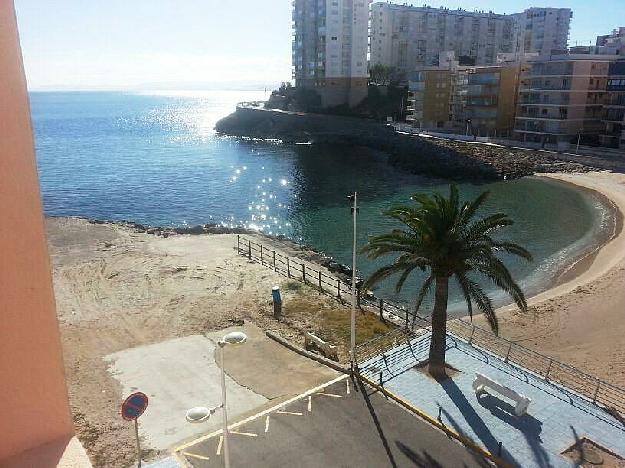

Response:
(121, 392), (149, 421)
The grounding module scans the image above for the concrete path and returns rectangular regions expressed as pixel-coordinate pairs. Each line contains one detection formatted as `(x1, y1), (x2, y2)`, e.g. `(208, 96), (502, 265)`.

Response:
(106, 323), (338, 451)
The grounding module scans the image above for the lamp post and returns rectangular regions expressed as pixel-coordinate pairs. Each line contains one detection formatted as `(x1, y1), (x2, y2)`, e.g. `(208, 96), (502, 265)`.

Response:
(347, 192), (359, 369)
(185, 331), (248, 468)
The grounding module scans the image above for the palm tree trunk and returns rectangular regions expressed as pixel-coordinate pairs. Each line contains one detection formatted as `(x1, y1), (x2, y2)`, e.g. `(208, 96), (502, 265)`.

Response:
(428, 276), (449, 379)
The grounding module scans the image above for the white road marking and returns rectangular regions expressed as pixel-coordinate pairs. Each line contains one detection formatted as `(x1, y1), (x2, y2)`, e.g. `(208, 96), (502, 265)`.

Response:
(230, 430), (258, 437)
(174, 374), (348, 452)
(276, 410), (303, 416)
(216, 436), (223, 456)
(265, 415), (270, 433)
(346, 380), (350, 395)
(184, 452), (210, 461)
(315, 392), (342, 398)
(308, 395), (312, 412)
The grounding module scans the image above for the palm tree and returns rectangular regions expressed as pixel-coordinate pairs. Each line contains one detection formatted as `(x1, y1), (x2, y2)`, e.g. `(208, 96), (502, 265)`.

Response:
(362, 185), (532, 378)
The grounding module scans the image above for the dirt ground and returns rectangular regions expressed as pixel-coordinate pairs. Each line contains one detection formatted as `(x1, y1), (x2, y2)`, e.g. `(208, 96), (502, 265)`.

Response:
(47, 217), (386, 467)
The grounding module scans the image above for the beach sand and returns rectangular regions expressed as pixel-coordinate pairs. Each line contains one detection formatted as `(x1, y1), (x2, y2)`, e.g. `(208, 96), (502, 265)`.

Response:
(474, 171), (625, 387)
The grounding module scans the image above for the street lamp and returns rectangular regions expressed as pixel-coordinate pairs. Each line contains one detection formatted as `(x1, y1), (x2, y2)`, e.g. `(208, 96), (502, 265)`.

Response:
(347, 192), (359, 370)
(185, 331), (247, 468)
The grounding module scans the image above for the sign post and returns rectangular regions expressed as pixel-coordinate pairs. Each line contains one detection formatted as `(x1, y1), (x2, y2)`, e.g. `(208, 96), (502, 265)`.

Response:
(121, 392), (149, 467)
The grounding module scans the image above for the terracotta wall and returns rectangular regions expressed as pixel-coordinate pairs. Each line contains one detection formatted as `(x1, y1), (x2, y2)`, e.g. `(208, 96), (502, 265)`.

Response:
(0, 0), (74, 461)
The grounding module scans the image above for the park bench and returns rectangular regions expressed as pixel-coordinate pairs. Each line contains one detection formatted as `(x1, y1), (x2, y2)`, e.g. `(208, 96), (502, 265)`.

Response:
(472, 372), (531, 416)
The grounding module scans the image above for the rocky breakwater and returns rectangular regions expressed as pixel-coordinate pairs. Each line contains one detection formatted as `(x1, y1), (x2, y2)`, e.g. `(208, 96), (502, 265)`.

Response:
(216, 104), (595, 180)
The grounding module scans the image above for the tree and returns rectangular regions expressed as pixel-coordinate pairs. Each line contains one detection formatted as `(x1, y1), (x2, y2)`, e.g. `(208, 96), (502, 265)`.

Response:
(369, 63), (392, 86)
(362, 185), (532, 378)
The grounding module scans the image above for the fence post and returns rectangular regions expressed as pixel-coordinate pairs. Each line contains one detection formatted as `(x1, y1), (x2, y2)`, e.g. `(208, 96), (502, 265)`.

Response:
(379, 299), (384, 322)
(545, 359), (553, 381)
(592, 380), (601, 403)
(468, 325), (476, 344)
(504, 342), (512, 362)
(356, 286), (361, 308)
(302, 264), (306, 283)
(318, 271), (322, 289)
(405, 311), (409, 329)
(273, 251), (276, 271)
(248, 240), (252, 260)
(337, 279), (341, 299)
(260, 245), (263, 265)
(287, 258), (290, 278)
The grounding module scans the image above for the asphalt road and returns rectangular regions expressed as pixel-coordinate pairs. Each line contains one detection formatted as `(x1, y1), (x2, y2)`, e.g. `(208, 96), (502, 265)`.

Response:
(177, 376), (491, 468)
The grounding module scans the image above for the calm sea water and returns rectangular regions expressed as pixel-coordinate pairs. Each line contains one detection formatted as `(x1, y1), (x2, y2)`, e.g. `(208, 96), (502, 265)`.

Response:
(31, 90), (611, 311)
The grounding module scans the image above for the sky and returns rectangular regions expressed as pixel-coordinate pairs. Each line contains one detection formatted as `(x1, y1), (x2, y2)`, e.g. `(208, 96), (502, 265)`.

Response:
(14, 0), (625, 91)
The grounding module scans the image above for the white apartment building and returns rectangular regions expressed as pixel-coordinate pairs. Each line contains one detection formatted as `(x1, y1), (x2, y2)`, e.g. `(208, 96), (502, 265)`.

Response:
(370, 4), (516, 72)
(370, 4), (572, 75)
(292, 0), (371, 107)
(512, 8), (572, 56)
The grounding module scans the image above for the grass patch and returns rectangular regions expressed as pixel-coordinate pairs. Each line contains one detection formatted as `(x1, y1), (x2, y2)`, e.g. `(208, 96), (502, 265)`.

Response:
(282, 280), (304, 292)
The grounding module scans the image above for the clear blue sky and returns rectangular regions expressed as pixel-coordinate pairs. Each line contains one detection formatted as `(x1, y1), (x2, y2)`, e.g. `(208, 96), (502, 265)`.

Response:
(14, 0), (625, 90)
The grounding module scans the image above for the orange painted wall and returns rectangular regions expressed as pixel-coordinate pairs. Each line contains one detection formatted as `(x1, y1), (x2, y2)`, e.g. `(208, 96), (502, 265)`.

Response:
(0, 0), (74, 460)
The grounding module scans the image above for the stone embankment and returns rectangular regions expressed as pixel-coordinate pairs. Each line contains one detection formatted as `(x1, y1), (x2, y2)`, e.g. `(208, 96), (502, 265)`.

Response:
(216, 105), (596, 180)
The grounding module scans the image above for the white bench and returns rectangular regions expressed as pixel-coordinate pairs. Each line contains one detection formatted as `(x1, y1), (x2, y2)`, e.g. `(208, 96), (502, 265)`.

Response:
(472, 372), (531, 416)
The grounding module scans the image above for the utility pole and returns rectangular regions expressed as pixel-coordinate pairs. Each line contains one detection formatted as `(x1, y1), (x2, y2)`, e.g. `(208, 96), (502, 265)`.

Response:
(348, 192), (359, 370)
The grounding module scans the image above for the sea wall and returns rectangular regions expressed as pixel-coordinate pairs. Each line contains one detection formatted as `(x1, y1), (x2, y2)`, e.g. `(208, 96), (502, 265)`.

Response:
(216, 105), (594, 181)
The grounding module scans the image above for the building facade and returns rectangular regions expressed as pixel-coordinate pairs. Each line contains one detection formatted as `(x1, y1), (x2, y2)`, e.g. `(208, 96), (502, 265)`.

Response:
(600, 60), (625, 148)
(596, 27), (625, 56)
(512, 8), (572, 57)
(292, 0), (370, 107)
(514, 54), (617, 148)
(407, 53), (519, 136)
(370, 3), (516, 72)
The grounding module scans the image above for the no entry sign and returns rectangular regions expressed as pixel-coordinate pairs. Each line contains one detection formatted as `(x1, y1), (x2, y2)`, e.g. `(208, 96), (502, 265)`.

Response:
(121, 392), (149, 421)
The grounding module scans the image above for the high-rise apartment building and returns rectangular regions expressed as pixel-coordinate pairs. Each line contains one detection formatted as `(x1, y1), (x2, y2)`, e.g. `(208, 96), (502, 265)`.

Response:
(292, 0), (371, 107)
(514, 54), (617, 148)
(512, 8), (572, 57)
(370, 4), (572, 75)
(370, 4), (516, 72)
(596, 28), (625, 56)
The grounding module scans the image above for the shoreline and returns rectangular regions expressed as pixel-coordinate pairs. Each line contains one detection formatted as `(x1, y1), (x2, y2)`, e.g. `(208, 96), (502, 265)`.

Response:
(498, 172), (625, 311)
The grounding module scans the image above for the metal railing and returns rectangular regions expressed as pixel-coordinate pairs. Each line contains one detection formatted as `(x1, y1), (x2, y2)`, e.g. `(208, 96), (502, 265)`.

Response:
(236, 235), (625, 419)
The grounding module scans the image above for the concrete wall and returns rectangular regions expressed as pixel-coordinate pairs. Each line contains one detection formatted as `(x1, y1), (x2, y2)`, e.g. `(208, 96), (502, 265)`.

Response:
(0, 0), (75, 462)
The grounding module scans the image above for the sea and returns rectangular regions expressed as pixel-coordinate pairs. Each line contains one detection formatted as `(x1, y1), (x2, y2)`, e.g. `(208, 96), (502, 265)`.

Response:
(30, 89), (614, 312)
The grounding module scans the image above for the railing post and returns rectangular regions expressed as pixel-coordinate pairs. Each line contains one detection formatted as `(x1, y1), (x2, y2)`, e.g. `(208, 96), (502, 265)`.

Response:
(248, 240), (252, 259)
(379, 299), (384, 322)
(318, 271), (322, 289)
(468, 325), (476, 344)
(504, 342), (512, 362)
(286, 258), (290, 278)
(405, 310), (409, 329)
(260, 245), (263, 265)
(302, 264), (306, 283)
(273, 251), (276, 271)
(545, 358), (553, 381)
(337, 279), (341, 299)
(356, 286), (361, 308)
(592, 380), (601, 403)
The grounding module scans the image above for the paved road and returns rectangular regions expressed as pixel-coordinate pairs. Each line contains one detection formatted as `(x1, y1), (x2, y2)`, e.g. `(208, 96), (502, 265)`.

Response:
(176, 376), (491, 468)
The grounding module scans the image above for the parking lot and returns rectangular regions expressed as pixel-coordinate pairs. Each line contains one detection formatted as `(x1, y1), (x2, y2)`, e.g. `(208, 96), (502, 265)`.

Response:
(175, 375), (491, 468)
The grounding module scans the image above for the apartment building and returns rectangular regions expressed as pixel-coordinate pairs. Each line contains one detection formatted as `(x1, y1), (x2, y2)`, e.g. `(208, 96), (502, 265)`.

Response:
(292, 0), (371, 107)
(370, 3), (516, 72)
(596, 27), (625, 56)
(407, 52), (519, 136)
(514, 54), (618, 149)
(600, 60), (625, 148)
(512, 8), (572, 57)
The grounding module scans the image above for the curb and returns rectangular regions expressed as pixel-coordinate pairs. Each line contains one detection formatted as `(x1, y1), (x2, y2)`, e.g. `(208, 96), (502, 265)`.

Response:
(265, 331), (350, 374)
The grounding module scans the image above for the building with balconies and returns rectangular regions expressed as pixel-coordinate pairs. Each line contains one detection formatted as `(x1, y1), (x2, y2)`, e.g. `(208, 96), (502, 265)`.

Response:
(292, 0), (370, 108)
(600, 60), (625, 148)
(514, 54), (618, 149)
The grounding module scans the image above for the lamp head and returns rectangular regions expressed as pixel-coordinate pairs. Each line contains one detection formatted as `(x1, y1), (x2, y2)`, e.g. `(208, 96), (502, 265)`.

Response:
(186, 406), (211, 423)
(222, 331), (248, 346)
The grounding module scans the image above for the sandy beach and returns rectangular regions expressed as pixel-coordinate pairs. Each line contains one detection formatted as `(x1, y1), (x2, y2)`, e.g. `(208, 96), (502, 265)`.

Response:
(46, 171), (625, 466)
(475, 171), (625, 387)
